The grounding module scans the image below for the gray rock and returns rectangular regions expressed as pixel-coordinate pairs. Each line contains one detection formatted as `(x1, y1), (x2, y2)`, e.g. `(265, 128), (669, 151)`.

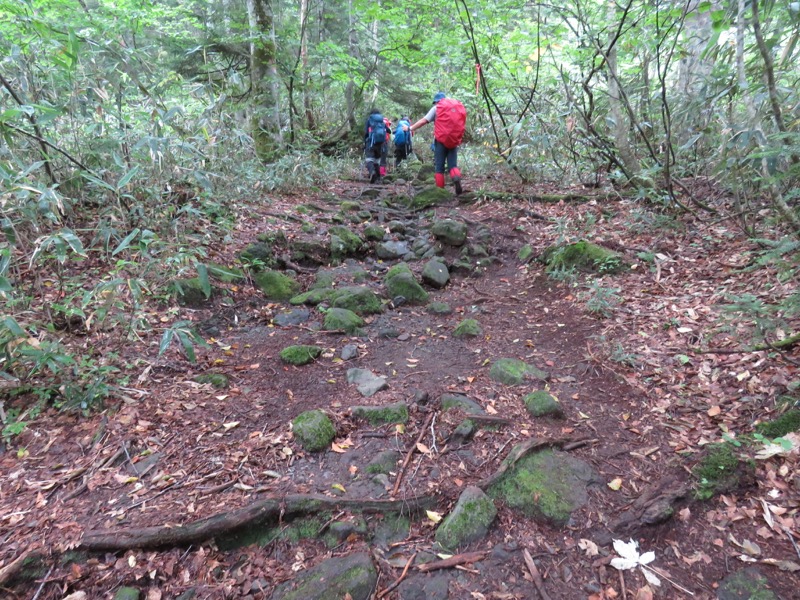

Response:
(270, 552), (377, 600)
(341, 344), (359, 360)
(422, 260), (450, 289)
(427, 302), (453, 315)
(273, 308), (311, 327)
(440, 393), (485, 414)
(435, 486), (497, 551)
(366, 450), (402, 474)
(430, 219), (468, 246)
(387, 220), (407, 233)
(397, 574), (450, 600)
(347, 368), (389, 397)
(377, 240), (411, 260)
(451, 419), (476, 445)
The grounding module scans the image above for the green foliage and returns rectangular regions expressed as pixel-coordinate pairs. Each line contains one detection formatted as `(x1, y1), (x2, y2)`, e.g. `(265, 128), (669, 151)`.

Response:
(581, 281), (622, 318)
(692, 442), (748, 501)
(755, 410), (800, 439)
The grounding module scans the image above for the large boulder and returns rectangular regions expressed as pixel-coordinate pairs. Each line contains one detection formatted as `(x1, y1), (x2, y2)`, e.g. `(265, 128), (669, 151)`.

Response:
(421, 259), (450, 289)
(323, 307), (364, 333)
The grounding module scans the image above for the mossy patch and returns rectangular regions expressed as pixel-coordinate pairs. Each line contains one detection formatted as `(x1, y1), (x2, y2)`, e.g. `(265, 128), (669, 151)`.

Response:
(193, 373), (230, 389)
(280, 345), (323, 366)
(692, 443), (754, 500)
(524, 391), (564, 418)
(329, 226), (364, 257)
(488, 448), (600, 526)
(114, 588), (140, 600)
(489, 358), (549, 385)
(427, 301), (453, 315)
(363, 225), (386, 241)
(408, 186), (452, 210)
(331, 286), (383, 315)
(239, 242), (274, 268)
(292, 410), (336, 452)
(453, 319), (482, 338)
(252, 270), (301, 301)
(541, 240), (626, 275)
(290, 287), (339, 306)
(351, 402), (408, 425)
(717, 567), (777, 600)
(518, 244), (534, 262)
(755, 409), (800, 439)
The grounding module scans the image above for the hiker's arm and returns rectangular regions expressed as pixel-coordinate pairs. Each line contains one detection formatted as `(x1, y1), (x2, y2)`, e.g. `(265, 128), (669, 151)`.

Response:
(410, 118), (428, 133)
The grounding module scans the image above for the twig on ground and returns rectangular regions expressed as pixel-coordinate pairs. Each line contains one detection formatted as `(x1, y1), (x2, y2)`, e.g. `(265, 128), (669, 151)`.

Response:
(377, 552), (416, 598)
(783, 526), (800, 560)
(63, 443), (129, 501)
(619, 568), (627, 600)
(522, 548), (553, 600)
(417, 551), (488, 573)
(392, 411), (436, 497)
(30, 565), (53, 600)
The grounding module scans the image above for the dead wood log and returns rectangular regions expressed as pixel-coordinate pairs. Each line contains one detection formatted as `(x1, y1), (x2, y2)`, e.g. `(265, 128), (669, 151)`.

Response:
(610, 476), (690, 537)
(0, 551), (30, 586)
(477, 436), (593, 490)
(80, 493), (437, 551)
(416, 551), (489, 573)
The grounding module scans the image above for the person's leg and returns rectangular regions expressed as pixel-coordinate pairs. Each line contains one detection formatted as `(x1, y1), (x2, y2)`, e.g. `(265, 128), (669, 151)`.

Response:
(380, 143), (388, 177)
(367, 145), (380, 183)
(447, 147), (462, 195)
(434, 141), (446, 188)
(394, 145), (407, 168)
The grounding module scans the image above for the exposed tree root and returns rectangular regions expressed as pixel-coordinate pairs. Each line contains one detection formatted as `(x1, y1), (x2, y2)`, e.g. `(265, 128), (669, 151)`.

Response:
(475, 191), (630, 204)
(610, 475), (690, 537)
(80, 493), (437, 551)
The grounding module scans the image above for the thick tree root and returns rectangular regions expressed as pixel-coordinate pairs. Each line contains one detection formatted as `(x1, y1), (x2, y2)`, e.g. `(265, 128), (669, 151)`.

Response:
(80, 493), (437, 551)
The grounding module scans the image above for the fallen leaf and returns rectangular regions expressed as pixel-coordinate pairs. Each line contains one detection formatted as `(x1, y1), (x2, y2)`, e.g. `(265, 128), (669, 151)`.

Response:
(608, 478), (623, 491)
(416, 442), (432, 456)
(760, 558), (800, 571)
(222, 421), (239, 430)
(331, 483), (346, 493)
(330, 443), (347, 453)
(579, 538), (600, 557)
(707, 406), (721, 417)
(426, 510), (443, 523)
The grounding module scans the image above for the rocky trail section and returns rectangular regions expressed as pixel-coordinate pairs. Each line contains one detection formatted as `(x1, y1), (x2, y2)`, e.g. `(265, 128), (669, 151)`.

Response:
(1, 168), (797, 600)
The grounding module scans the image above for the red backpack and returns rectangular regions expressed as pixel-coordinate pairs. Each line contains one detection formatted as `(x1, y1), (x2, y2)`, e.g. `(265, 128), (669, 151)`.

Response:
(434, 98), (467, 149)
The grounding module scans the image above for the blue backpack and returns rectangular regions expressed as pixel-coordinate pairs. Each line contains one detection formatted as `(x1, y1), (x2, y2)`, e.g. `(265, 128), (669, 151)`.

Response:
(394, 119), (412, 147)
(367, 113), (386, 147)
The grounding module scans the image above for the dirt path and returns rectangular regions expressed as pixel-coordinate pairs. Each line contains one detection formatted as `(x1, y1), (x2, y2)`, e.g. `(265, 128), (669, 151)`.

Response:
(1, 174), (797, 600)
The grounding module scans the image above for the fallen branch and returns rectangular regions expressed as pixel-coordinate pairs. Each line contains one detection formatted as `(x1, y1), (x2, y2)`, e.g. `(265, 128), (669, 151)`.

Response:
(417, 550), (488, 573)
(523, 548), (553, 600)
(477, 435), (593, 490)
(377, 552), (416, 598)
(392, 411), (436, 497)
(691, 332), (800, 355)
(81, 493), (437, 551)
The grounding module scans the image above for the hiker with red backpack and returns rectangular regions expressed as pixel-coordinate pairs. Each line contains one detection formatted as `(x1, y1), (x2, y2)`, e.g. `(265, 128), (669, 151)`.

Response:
(364, 109), (390, 184)
(409, 92), (466, 194)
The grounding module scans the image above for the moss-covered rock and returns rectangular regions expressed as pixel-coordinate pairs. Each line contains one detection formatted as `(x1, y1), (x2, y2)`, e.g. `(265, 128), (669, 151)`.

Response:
(453, 319), (482, 338)
(717, 567), (777, 600)
(488, 448), (600, 526)
(193, 373), (230, 389)
(351, 402), (409, 425)
(427, 301), (453, 315)
(271, 552), (377, 600)
(524, 391), (564, 418)
(755, 409), (800, 439)
(239, 242), (274, 268)
(385, 272), (429, 304)
(311, 271), (337, 290)
(366, 450), (402, 474)
(363, 225), (386, 241)
(331, 286), (383, 315)
(440, 393), (484, 414)
(289, 287), (339, 306)
(692, 443), (754, 500)
(280, 345), (323, 366)
(541, 240), (626, 274)
(322, 307), (363, 333)
(288, 239), (329, 265)
(435, 486), (497, 551)
(329, 226), (364, 258)
(340, 200), (361, 212)
(489, 358), (550, 385)
(252, 270), (301, 301)
(171, 277), (213, 308)
(409, 186), (452, 210)
(292, 410), (336, 452)
(430, 219), (468, 246)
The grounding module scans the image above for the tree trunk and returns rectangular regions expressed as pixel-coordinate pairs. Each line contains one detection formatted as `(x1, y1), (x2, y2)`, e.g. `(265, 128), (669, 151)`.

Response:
(677, 0), (713, 95)
(300, 0), (314, 130)
(247, 0), (281, 160)
(606, 1), (639, 178)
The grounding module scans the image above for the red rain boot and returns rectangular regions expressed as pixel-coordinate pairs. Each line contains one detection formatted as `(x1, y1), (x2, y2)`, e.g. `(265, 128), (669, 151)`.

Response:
(450, 168), (463, 195)
(435, 173), (445, 188)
